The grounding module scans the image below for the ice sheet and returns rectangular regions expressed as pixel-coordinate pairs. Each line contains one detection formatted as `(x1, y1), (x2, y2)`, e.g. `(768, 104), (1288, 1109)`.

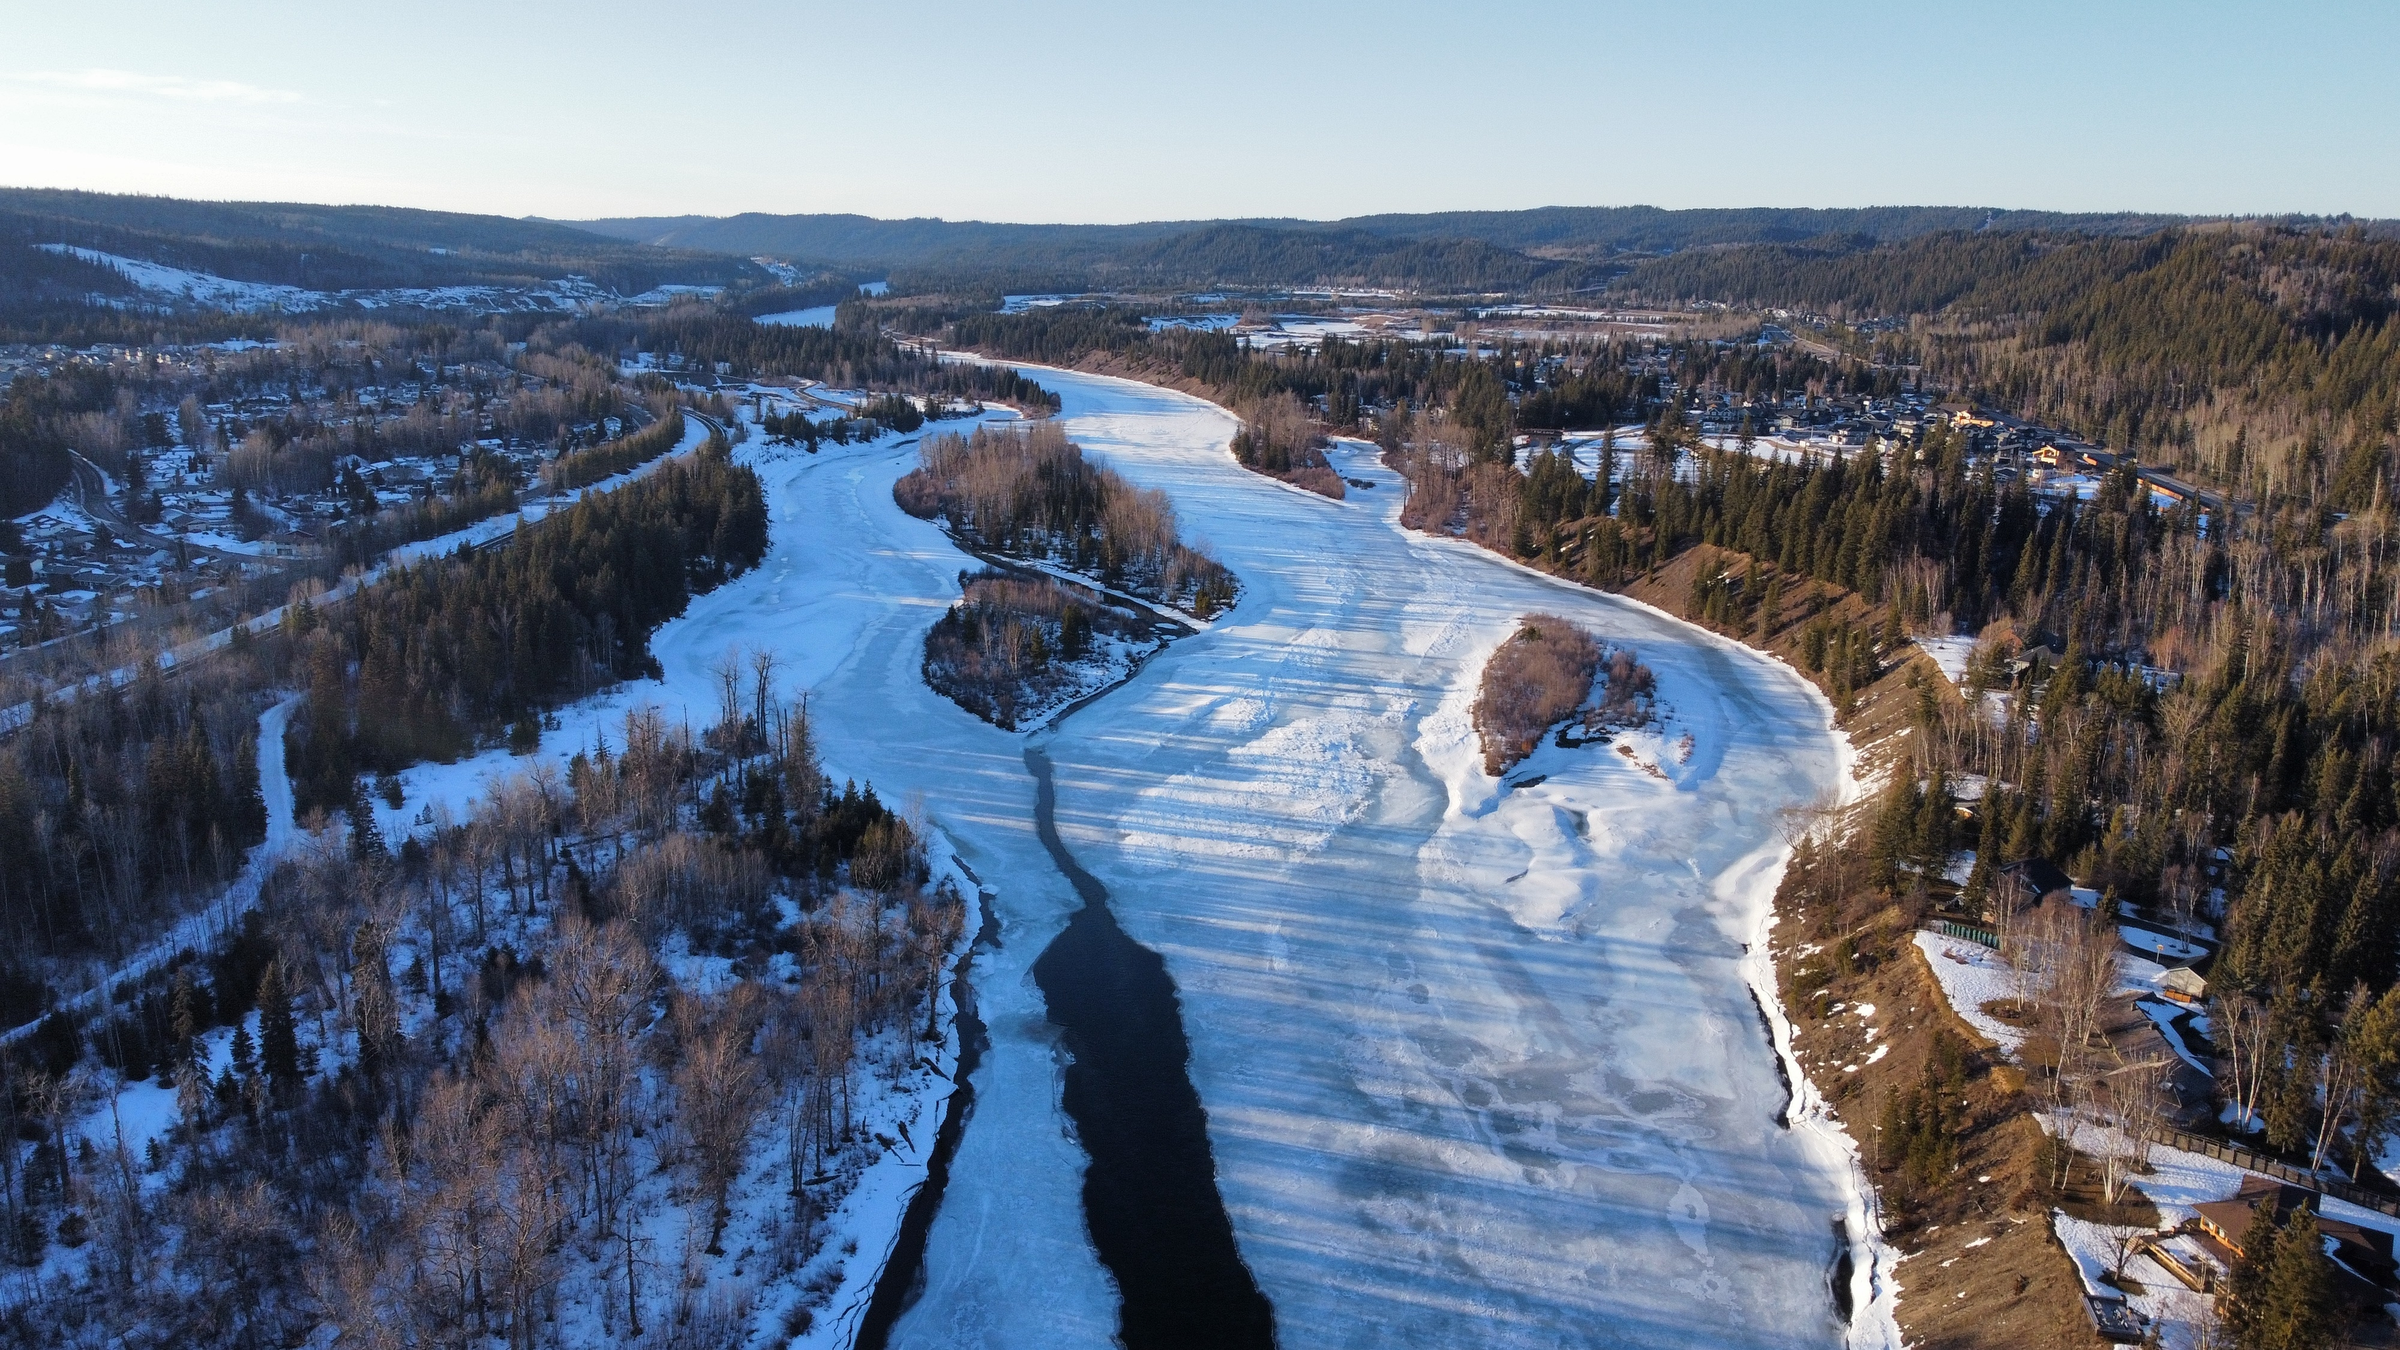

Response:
(940, 367), (1881, 1347)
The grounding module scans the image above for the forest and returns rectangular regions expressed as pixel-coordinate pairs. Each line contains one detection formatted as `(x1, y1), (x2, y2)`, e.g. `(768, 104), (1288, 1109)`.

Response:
(284, 429), (767, 813)
(0, 333), (953, 1343)
(0, 188), (754, 297)
(565, 204), (2229, 294)
(0, 654), (954, 1348)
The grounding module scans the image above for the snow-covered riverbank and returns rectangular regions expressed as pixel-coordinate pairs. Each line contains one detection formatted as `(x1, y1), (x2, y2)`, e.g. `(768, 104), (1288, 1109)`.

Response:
(357, 366), (1887, 1346)
(882, 367), (1888, 1348)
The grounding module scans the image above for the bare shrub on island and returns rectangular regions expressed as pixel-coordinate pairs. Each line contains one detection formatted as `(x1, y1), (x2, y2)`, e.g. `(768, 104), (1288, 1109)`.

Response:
(923, 571), (1144, 730)
(1231, 391), (1344, 500)
(896, 422), (1236, 615)
(1476, 616), (1592, 775)
(1474, 616), (1658, 775)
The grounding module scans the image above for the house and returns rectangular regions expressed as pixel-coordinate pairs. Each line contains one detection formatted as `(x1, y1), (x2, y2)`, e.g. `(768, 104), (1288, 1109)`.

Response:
(2160, 966), (2209, 1006)
(2194, 1177), (2397, 1291)
(2007, 643), (2065, 686)
(1998, 858), (2076, 912)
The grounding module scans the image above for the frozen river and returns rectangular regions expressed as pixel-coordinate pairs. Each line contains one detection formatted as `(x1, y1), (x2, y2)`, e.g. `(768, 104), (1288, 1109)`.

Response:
(607, 368), (1888, 1346)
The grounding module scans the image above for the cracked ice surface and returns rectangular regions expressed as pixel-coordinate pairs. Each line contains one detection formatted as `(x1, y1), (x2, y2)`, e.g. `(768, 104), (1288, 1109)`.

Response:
(960, 367), (1875, 1348)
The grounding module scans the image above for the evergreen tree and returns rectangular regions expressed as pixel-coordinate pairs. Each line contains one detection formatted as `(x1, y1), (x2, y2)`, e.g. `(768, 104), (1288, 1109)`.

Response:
(257, 960), (301, 1098)
(2247, 1209), (2330, 1350)
(167, 965), (202, 1073)
(2221, 1201), (2281, 1346)
(347, 775), (388, 865)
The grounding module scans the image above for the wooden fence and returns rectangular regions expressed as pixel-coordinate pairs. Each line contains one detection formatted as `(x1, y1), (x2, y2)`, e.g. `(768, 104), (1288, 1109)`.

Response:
(1936, 920), (2000, 949)
(2142, 1125), (2400, 1218)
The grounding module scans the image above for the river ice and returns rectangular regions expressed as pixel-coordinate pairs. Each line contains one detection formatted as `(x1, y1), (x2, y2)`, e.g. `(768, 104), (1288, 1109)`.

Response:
(974, 370), (1881, 1349)
(381, 369), (1887, 1346)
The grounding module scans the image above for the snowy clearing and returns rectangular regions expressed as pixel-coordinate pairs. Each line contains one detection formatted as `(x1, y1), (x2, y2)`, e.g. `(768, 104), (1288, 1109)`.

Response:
(1913, 932), (2028, 1055)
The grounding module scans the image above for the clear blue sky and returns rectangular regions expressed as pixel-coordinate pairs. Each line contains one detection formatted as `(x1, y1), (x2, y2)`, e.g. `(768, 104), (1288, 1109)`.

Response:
(3, 0), (2394, 222)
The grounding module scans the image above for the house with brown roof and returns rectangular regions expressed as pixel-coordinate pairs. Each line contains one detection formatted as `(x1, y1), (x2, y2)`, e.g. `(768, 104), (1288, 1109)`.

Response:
(2193, 1176), (2397, 1302)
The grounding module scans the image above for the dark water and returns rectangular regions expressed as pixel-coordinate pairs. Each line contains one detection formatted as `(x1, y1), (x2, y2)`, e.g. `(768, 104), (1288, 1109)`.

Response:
(853, 880), (1000, 1350)
(1024, 743), (1278, 1350)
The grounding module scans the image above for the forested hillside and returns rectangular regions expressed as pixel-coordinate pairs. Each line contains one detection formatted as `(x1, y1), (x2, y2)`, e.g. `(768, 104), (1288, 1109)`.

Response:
(0, 188), (753, 293)
(1614, 226), (2400, 500)
(570, 204), (2238, 278)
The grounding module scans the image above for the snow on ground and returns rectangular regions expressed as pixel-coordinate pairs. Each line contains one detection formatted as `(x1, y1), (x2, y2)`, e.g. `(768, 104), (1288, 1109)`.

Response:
(370, 401), (1122, 1349)
(1914, 635), (1977, 687)
(902, 366), (1889, 1347)
(2039, 1108), (2400, 1349)
(42, 243), (319, 311)
(4, 695), (300, 1049)
(2050, 1211), (2217, 1350)
(362, 364), (1893, 1347)
(1236, 315), (1370, 350)
(1913, 932), (2028, 1054)
(2136, 1001), (2214, 1077)
(35, 243), (684, 314)
(2120, 924), (2208, 964)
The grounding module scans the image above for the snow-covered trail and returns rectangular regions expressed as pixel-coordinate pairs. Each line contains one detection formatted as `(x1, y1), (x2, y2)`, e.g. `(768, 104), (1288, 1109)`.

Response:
(920, 367), (1872, 1348)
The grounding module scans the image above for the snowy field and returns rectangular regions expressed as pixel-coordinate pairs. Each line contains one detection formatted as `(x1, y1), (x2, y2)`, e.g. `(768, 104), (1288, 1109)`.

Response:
(352, 366), (1887, 1346)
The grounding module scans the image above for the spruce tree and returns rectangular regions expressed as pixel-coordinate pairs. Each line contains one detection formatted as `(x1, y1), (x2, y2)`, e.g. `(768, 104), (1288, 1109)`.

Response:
(347, 776), (387, 865)
(2248, 1209), (2330, 1350)
(257, 960), (301, 1097)
(167, 966), (201, 1073)
(2222, 1200), (2282, 1348)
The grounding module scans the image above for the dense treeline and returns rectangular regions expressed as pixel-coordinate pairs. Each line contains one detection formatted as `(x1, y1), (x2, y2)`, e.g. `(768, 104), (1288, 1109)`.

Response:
(0, 188), (753, 297)
(285, 432), (766, 812)
(0, 361), (129, 514)
(720, 276), (874, 318)
(0, 657), (271, 1019)
(895, 421), (1236, 614)
(940, 305), (1556, 445)
(570, 205), (2223, 283)
(551, 407), (685, 491)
